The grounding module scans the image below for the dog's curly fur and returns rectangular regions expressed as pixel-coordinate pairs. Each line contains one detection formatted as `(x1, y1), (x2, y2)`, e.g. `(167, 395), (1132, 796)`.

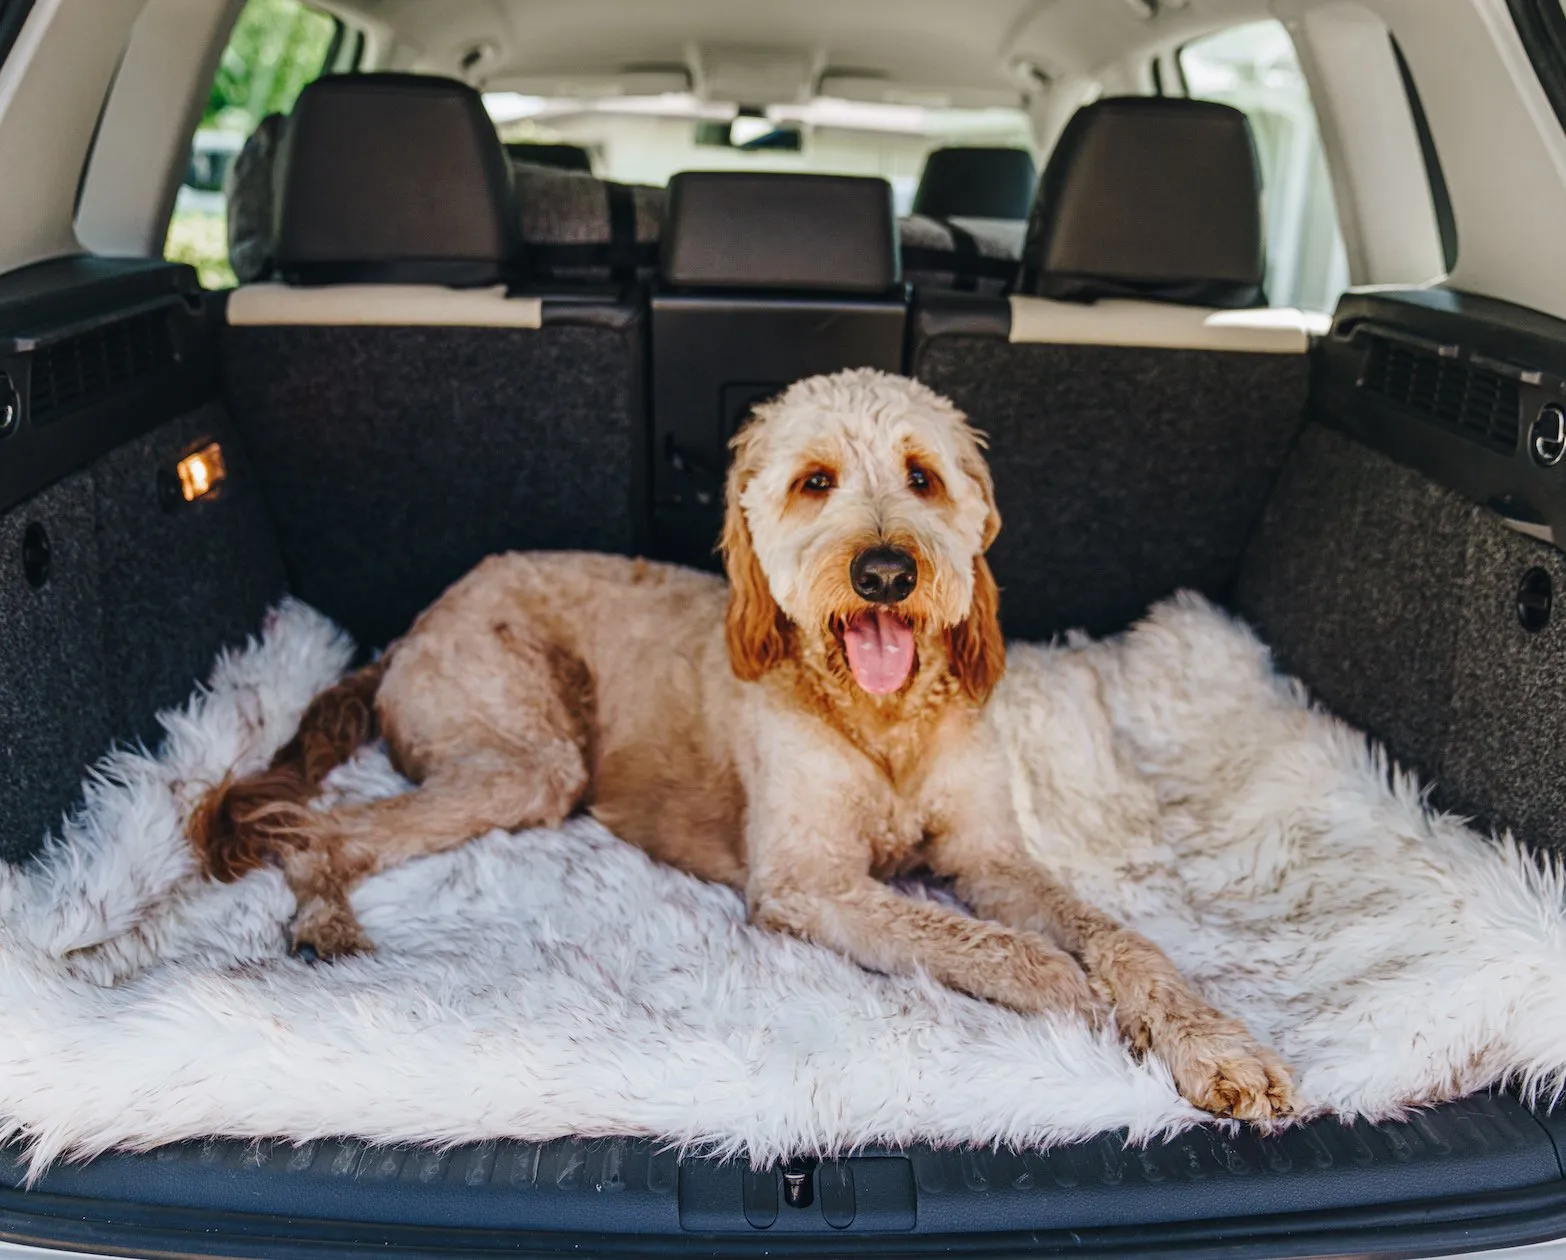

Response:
(190, 368), (1293, 1120)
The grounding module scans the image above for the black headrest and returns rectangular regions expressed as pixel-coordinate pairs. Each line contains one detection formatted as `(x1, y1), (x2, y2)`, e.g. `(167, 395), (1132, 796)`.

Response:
(660, 173), (900, 294)
(273, 74), (517, 287)
(1019, 97), (1265, 308)
(507, 142), (593, 173)
(912, 147), (1038, 221)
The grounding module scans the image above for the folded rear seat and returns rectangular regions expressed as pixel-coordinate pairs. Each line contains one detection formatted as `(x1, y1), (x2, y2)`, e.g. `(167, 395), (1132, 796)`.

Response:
(221, 73), (645, 648)
(650, 171), (906, 566)
(510, 162), (663, 287)
(913, 96), (1326, 640)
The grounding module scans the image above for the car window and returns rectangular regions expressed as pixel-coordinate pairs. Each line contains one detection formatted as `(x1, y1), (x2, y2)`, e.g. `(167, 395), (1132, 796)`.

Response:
(1178, 20), (1348, 312)
(164, 0), (339, 289)
(484, 93), (1035, 217)
(1509, 1), (1566, 137)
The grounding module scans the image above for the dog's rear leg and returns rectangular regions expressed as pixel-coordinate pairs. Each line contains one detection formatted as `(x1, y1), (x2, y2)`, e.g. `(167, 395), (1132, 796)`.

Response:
(284, 601), (595, 961)
(283, 752), (588, 959)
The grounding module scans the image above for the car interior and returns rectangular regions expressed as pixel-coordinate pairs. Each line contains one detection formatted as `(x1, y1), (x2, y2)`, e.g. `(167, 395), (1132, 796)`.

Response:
(6, 0), (1566, 1256)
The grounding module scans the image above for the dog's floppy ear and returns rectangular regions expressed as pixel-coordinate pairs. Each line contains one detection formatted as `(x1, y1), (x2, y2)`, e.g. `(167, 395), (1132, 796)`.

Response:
(979, 493), (1002, 554)
(961, 440), (1002, 553)
(720, 466), (788, 682)
(946, 554), (1005, 702)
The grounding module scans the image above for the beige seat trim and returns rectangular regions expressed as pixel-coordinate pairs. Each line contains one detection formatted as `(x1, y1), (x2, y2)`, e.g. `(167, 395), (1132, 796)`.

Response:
(227, 284), (544, 329)
(1008, 296), (1330, 354)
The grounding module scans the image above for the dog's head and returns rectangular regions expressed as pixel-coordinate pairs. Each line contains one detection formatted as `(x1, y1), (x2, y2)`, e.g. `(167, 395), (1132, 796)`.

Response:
(721, 369), (1003, 703)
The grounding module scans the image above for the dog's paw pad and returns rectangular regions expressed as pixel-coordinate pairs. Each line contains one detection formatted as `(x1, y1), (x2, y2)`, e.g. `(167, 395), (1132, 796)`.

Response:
(289, 929), (372, 962)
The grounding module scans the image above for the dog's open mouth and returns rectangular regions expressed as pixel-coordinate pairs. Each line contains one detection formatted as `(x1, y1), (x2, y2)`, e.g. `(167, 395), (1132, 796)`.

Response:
(841, 609), (916, 695)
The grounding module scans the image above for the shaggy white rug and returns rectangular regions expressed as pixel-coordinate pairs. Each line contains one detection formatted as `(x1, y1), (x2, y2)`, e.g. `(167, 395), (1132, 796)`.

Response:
(1, 594), (1564, 1178)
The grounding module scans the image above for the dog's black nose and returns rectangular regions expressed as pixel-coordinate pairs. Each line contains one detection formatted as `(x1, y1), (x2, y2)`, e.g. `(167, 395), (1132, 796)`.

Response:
(850, 546), (917, 604)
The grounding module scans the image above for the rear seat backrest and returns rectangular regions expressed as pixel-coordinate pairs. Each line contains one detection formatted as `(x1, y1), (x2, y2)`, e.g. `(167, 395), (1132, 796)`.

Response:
(221, 73), (645, 648)
(913, 96), (1326, 640)
(651, 172), (906, 567)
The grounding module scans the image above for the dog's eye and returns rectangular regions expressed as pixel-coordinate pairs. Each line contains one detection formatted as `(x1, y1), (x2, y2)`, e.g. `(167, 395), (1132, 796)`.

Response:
(908, 465), (931, 492)
(801, 471), (835, 494)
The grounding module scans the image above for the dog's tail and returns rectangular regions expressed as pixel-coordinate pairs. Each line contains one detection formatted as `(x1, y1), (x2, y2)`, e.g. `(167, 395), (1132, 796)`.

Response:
(188, 659), (387, 882)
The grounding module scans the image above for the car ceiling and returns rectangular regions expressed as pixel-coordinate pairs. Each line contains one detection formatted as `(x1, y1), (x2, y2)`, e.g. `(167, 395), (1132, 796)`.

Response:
(329, 0), (1277, 106)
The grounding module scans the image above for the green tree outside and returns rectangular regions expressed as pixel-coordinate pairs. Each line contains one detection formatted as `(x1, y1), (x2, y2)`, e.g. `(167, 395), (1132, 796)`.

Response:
(165, 0), (336, 288)
(203, 0), (335, 134)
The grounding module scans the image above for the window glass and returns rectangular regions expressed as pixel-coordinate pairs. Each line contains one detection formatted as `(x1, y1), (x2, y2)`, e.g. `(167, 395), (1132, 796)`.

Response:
(484, 93), (1035, 217)
(1179, 20), (1349, 311)
(164, 0), (337, 289)
(1510, 1), (1566, 140)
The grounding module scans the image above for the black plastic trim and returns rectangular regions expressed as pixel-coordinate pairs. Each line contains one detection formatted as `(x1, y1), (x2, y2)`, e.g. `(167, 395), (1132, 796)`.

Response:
(276, 260), (513, 289)
(1320, 286), (1566, 544)
(0, 1094), (1559, 1258)
(0, 256), (196, 335)
(0, 1153), (1565, 1260)
(0, 258), (212, 514)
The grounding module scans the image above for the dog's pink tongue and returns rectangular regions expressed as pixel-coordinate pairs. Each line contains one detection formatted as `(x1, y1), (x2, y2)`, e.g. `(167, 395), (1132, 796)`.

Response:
(843, 610), (915, 695)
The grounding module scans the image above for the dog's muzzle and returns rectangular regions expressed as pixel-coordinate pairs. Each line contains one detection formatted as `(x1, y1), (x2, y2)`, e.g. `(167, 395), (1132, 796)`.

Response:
(850, 546), (917, 605)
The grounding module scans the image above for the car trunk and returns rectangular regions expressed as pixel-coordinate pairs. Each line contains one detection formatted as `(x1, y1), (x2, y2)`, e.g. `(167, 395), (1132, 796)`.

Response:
(3, 256), (1566, 1259)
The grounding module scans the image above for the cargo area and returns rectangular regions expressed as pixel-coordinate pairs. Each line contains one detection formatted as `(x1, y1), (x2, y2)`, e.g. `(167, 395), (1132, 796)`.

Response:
(6, 0), (1566, 1255)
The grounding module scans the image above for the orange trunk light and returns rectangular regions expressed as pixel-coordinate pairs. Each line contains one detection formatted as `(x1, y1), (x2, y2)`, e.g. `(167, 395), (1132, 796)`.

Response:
(176, 443), (227, 502)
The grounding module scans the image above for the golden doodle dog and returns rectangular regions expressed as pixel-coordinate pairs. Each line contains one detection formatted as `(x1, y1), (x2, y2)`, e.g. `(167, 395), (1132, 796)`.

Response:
(193, 368), (1294, 1120)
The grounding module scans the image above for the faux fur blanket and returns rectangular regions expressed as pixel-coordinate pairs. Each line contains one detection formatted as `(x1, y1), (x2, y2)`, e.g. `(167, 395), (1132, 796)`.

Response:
(2, 594), (1563, 1177)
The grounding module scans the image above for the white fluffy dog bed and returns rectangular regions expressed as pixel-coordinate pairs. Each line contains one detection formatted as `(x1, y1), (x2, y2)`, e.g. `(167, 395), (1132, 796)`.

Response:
(1, 594), (1564, 1176)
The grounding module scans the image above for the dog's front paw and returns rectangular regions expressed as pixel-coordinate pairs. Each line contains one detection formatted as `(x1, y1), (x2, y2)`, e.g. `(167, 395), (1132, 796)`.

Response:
(1162, 1017), (1295, 1120)
(290, 897), (374, 962)
(1001, 941), (1106, 1029)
